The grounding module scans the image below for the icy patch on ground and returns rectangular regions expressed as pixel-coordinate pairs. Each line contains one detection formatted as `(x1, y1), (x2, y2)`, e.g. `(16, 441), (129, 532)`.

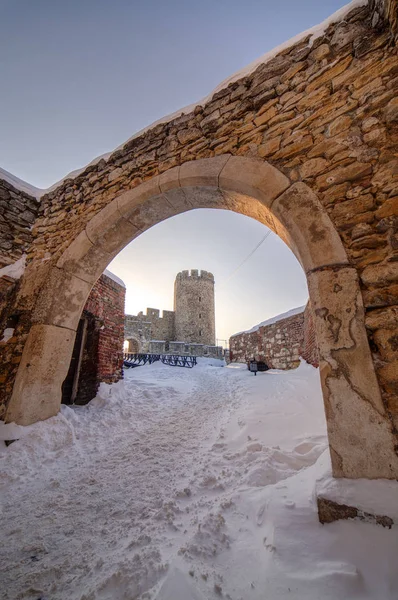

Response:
(1, 359), (397, 599)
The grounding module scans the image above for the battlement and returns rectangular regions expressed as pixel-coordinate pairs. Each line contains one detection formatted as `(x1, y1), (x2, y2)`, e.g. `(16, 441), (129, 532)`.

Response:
(176, 269), (214, 282)
(126, 308), (175, 321)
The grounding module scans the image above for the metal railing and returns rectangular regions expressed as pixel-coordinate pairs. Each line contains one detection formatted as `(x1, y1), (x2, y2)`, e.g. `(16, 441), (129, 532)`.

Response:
(123, 353), (197, 369)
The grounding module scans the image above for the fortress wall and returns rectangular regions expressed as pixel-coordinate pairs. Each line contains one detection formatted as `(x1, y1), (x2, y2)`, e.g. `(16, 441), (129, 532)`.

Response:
(229, 304), (318, 369)
(151, 309), (175, 341)
(124, 308), (175, 350)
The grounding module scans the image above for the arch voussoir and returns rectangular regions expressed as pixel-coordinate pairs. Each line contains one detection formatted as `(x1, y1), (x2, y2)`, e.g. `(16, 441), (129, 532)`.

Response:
(219, 155), (290, 207)
(270, 183), (350, 273)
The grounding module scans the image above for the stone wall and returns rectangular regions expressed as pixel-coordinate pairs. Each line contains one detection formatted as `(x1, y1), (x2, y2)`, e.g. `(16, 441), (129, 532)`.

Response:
(0, 179), (39, 270)
(125, 308), (175, 351)
(0, 179), (40, 405)
(174, 270), (215, 346)
(229, 304), (319, 369)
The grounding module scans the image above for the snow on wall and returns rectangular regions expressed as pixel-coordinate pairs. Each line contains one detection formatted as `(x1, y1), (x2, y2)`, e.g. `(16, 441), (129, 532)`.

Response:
(0, 0), (368, 197)
(231, 305), (306, 337)
(0, 255), (26, 280)
(229, 304), (319, 370)
(103, 269), (126, 289)
(0, 167), (43, 200)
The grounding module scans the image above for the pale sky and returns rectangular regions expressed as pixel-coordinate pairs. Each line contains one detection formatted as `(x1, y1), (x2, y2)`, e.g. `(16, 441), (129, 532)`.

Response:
(1, 0), (348, 342)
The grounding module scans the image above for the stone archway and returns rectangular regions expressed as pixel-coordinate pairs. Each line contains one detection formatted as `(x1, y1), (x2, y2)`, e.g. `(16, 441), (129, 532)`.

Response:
(6, 155), (398, 480)
(126, 337), (141, 354)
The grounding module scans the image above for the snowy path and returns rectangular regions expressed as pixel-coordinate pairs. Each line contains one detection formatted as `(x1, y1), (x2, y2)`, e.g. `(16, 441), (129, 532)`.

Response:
(1, 361), (397, 600)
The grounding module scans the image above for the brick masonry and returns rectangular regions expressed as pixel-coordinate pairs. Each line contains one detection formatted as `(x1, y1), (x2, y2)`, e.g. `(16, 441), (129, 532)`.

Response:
(229, 303), (319, 369)
(62, 272), (125, 405)
(83, 272), (125, 384)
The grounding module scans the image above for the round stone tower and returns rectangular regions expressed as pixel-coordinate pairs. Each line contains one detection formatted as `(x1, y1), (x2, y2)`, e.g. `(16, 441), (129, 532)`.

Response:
(174, 270), (215, 346)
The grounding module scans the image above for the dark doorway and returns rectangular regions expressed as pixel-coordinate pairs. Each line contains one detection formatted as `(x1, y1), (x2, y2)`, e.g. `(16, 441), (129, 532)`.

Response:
(62, 311), (101, 405)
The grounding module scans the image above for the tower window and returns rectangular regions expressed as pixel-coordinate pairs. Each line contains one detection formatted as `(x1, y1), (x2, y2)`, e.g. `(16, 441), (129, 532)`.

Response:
(199, 296), (201, 302)
(199, 330), (202, 336)
(199, 313), (202, 319)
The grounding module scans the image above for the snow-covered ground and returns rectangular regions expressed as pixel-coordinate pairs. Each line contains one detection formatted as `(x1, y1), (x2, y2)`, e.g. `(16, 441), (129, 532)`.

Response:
(0, 361), (397, 599)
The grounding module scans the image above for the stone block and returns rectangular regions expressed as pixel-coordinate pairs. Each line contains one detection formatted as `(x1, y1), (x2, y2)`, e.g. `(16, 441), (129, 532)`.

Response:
(271, 183), (349, 272)
(299, 158), (328, 179)
(219, 156), (290, 208)
(384, 97), (398, 123)
(125, 194), (179, 232)
(32, 267), (92, 331)
(5, 324), (76, 425)
(56, 229), (111, 284)
(254, 105), (278, 127)
(306, 56), (352, 93)
(316, 163), (373, 191)
(307, 266), (398, 479)
(179, 155), (230, 188)
(159, 166), (180, 192)
(117, 176), (162, 217)
(86, 200), (140, 256)
(361, 262), (398, 288)
(258, 136), (282, 158)
(376, 196), (398, 219)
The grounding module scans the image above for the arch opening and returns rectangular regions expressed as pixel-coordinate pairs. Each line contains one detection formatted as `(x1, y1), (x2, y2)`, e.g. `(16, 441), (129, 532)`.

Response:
(126, 337), (141, 354)
(6, 156), (398, 480)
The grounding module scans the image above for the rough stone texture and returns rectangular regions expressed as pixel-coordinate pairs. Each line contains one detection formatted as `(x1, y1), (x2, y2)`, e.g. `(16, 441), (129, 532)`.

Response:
(124, 269), (217, 351)
(174, 270), (215, 346)
(318, 496), (394, 528)
(229, 303), (318, 369)
(0, 180), (40, 402)
(301, 302), (320, 367)
(5, 324), (76, 425)
(0, 180), (39, 269)
(1, 1), (398, 479)
(125, 308), (175, 351)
